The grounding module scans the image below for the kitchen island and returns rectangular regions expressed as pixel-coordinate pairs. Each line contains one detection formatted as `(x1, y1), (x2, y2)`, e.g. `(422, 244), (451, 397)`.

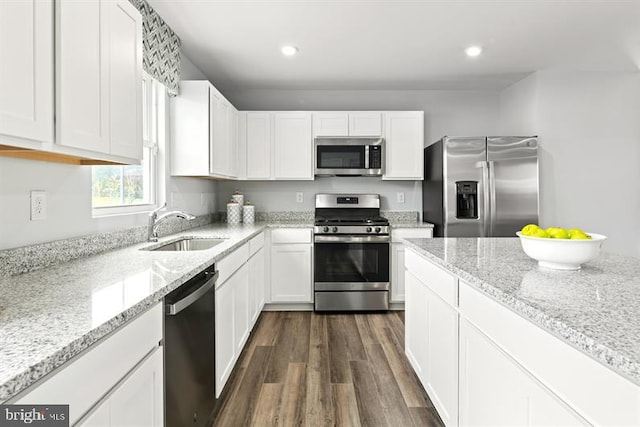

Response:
(403, 237), (640, 426)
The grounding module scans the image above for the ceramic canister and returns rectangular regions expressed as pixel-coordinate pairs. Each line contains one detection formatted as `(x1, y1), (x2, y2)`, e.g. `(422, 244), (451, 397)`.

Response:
(227, 200), (241, 225)
(243, 202), (255, 225)
(231, 191), (244, 222)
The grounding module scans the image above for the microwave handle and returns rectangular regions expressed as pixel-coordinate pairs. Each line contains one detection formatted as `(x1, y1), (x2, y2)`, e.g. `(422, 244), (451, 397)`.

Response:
(364, 145), (369, 169)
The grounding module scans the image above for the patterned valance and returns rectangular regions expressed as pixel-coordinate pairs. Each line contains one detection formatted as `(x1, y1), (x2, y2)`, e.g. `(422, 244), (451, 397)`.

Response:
(129, 0), (181, 95)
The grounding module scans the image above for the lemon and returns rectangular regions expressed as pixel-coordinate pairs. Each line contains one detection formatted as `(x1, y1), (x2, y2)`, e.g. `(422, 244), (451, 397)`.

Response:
(549, 228), (570, 239)
(568, 228), (591, 240)
(520, 224), (541, 236)
(531, 228), (549, 238)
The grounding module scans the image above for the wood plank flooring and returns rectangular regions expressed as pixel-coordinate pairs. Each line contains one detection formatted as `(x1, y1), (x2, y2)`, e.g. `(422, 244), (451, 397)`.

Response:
(213, 311), (444, 427)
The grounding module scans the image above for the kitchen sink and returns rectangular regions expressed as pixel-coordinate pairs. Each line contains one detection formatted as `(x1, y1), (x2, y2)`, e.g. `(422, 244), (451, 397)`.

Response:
(145, 237), (226, 252)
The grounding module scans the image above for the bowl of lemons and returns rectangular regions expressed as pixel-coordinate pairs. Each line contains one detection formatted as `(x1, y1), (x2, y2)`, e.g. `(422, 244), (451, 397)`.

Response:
(516, 224), (606, 270)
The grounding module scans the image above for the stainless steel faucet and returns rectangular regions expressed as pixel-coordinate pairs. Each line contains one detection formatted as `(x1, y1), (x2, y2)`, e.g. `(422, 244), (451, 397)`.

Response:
(148, 203), (196, 242)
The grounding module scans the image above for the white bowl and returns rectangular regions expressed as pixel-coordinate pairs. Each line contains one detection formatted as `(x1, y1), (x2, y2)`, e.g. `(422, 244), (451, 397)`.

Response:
(516, 231), (607, 270)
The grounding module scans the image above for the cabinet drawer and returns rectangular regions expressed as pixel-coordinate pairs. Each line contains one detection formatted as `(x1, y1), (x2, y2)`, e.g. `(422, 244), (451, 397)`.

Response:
(14, 304), (162, 424)
(270, 228), (312, 244)
(248, 232), (265, 257)
(217, 242), (249, 285)
(391, 227), (433, 242)
(405, 248), (457, 307)
(459, 281), (640, 426)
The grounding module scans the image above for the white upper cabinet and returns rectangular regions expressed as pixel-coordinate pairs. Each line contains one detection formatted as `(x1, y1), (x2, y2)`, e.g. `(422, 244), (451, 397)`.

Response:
(171, 80), (238, 178)
(274, 112), (313, 180)
(0, 0), (53, 144)
(108, 0), (143, 160)
(56, 0), (142, 162)
(383, 111), (424, 180)
(349, 112), (382, 136)
(244, 112), (272, 179)
(312, 112), (349, 136)
(312, 112), (382, 137)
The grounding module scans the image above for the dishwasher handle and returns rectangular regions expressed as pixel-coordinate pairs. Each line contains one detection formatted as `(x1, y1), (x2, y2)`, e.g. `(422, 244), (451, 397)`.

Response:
(165, 270), (218, 316)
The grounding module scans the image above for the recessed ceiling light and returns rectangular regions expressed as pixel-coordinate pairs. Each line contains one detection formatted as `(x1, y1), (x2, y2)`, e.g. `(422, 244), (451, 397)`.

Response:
(281, 46), (298, 56)
(465, 45), (483, 57)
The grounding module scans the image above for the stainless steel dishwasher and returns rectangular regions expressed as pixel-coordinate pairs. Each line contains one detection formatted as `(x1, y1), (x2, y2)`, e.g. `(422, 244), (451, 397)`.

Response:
(164, 264), (218, 427)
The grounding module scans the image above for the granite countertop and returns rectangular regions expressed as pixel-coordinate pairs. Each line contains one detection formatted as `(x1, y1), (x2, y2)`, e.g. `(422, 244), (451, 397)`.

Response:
(403, 237), (640, 386)
(0, 221), (313, 401)
(389, 221), (434, 229)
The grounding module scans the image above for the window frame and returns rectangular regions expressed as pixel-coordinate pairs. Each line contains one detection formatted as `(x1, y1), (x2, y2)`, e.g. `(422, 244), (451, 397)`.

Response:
(91, 73), (162, 217)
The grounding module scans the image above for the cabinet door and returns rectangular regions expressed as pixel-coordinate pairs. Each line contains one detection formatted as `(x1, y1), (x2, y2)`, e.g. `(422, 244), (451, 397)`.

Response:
(233, 265), (250, 355)
(228, 105), (239, 178)
(390, 243), (405, 302)
(215, 278), (235, 397)
(56, 0), (110, 153)
(404, 270), (429, 383)
(312, 112), (348, 137)
(349, 112), (382, 136)
(249, 247), (265, 325)
(383, 112), (424, 180)
(109, 348), (164, 427)
(108, 0), (142, 160)
(0, 0), (53, 143)
(81, 349), (163, 427)
(459, 319), (586, 426)
(274, 112), (313, 180)
(210, 89), (230, 177)
(424, 284), (459, 426)
(246, 112), (272, 179)
(170, 81), (211, 176)
(270, 244), (312, 302)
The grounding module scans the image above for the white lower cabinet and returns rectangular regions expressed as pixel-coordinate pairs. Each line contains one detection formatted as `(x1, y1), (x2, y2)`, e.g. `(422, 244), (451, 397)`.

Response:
(390, 227), (433, 303)
(270, 228), (313, 303)
(215, 270), (236, 397)
(406, 249), (639, 426)
(14, 304), (162, 425)
(215, 232), (266, 396)
(81, 348), (164, 427)
(249, 246), (266, 324)
(405, 267), (458, 426)
(459, 319), (584, 426)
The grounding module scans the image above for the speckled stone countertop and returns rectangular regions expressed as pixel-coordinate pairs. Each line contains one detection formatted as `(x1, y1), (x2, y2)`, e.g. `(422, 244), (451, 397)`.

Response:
(403, 237), (640, 386)
(0, 221), (314, 401)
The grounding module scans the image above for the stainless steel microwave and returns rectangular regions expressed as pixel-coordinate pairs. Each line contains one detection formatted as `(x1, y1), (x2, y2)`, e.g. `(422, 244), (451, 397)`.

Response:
(314, 137), (384, 177)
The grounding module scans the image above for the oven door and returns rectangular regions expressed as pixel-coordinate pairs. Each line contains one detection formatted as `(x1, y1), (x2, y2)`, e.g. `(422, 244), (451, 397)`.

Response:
(314, 235), (390, 291)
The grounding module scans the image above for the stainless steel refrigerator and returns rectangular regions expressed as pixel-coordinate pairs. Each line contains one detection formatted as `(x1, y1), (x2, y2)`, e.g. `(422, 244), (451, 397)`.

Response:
(423, 136), (539, 237)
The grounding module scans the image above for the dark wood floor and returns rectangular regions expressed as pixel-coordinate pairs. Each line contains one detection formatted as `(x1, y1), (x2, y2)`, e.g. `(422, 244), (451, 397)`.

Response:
(213, 311), (444, 427)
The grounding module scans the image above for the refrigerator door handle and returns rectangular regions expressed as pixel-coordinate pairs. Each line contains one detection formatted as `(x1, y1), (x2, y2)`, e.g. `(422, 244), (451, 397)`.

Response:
(488, 160), (497, 236)
(481, 161), (491, 237)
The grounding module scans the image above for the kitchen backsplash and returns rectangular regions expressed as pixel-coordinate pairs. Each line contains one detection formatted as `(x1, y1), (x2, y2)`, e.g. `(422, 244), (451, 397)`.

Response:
(0, 213), (219, 277)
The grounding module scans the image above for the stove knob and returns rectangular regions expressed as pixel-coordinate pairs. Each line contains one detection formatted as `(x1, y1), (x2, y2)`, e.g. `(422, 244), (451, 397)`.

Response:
(332, 226), (338, 233)
(374, 227), (381, 233)
(366, 226), (373, 233)
(323, 226), (329, 233)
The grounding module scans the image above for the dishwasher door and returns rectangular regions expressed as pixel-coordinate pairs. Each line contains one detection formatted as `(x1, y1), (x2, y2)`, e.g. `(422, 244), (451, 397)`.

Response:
(164, 264), (218, 427)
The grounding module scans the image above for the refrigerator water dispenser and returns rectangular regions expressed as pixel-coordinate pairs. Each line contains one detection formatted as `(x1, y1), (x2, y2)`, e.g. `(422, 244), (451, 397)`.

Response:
(456, 181), (478, 219)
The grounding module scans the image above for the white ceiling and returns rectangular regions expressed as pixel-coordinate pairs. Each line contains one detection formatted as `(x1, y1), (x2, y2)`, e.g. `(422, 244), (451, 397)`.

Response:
(147, 0), (640, 92)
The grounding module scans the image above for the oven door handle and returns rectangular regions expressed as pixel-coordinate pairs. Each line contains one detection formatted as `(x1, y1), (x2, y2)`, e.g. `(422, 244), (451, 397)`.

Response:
(314, 235), (390, 243)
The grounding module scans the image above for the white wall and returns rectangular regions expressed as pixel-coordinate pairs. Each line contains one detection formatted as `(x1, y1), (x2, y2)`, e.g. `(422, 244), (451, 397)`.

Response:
(217, 178), (421, 213)
(220, 89), (501, 213)
(499, 70), (640, 256)
(0, 53), (216, 250)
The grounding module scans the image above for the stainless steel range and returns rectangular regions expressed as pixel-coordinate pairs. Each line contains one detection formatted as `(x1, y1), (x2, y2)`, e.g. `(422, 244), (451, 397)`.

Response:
(314, 193), (390, 311)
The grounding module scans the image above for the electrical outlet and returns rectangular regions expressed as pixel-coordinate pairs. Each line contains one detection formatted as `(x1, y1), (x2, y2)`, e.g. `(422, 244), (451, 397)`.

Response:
(397, 192), (405, 204)
(201, 193), (205, 206)
(30, 190), (46, 220)
(296, 192), (304, 203)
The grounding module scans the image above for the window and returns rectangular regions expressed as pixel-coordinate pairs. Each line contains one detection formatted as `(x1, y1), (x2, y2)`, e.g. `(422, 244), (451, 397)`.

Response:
(92, 74), (163, 215)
